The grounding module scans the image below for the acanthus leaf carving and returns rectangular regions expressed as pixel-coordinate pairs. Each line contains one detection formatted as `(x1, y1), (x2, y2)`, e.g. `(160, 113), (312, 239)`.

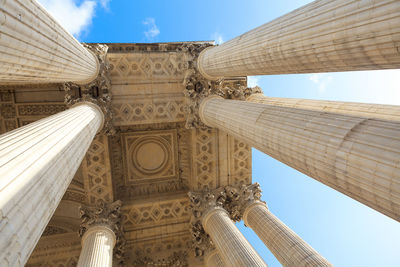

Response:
(180, 43), (262, 129)
(79, 199), (126, 265)
(223, 183), (264, 222)
(188, 188), (226, 257)
(63, 44), (115, 135)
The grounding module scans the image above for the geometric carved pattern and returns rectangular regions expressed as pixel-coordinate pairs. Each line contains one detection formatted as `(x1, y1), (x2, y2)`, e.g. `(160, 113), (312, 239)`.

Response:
(0, 91), (17, 134)
(129, 234), (191, 267)
(122, 130), (178, 183)
(26, 256), (79, 267)
(228, 137), (252, 185)
(110, 124), (190, 201)
(17, 104), (65, 116)
(112, 98), (185, 126)
(108, 52), (189, 82)
(122, 197), (190, 230)
(82, 134), (114, 204)
(191, 128), (219, 190)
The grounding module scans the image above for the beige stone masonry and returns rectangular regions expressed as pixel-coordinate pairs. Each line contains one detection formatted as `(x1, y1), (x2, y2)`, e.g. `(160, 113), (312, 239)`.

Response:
(197, 0), (400, 79)
(243, 202), (331, 267)
(77, 225), (116, 267)
(0, 103), (103, 266)
(199, 97), (400, 221)
(0, 0), (99, 84)
(202, 207), (267, 267)
(205, 250), (225, 267)
(248, 94), (400, 122)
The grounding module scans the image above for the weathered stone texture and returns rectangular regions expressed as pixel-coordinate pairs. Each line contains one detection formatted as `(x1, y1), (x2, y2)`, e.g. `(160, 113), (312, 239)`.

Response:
(198, 0), (400, 79)
(0, 103), (103, 266)
(0, 0), (99, 84)
(200, 96), (400, 222)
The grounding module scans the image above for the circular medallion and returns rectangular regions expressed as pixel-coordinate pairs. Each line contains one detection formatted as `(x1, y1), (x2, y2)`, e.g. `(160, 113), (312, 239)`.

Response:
(131, 137), (169, 175)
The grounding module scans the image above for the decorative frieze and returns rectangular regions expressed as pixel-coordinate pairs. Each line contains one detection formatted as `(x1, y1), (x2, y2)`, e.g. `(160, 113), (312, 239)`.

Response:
(191, 128), (219, 190)
(132, 251), (188, 267)
(81, 134), (114, 204)
(129, 234), (191, 266)
(0, 91), (17, 133)
(122, 197), (190, 230)
(112, 98), (185, 125)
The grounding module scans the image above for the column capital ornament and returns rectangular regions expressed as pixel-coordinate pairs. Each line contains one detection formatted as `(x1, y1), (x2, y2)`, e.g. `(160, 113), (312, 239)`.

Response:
(223, 183), (266, 222)
(79, 199), (125, 265)
(188, 189), (226, 257)
(63, 44), (115, 135)
(181, 44), (262, 129)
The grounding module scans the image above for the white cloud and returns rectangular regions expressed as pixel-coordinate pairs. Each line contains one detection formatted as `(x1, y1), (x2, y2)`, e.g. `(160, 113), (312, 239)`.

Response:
(37, 0), (111, 38)
(247, 76), (259, 87)
(308, 73), (333, 93)
(99, 0), (110, 10)
(143, 18), (160, 40)
(211, 32), (224, 45)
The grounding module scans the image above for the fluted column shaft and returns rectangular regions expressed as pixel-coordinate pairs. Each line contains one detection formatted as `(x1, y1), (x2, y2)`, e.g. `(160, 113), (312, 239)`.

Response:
(0, 103), (104, 266)
(248, 94), (400, 122)
(243, 202), (331, 267)
(202, 207), (267, 267)
(77, 225), (116, 267)
(198, 0), (400, 79)
(0, 0), (99, 84)
(205, 250), (225, 267)
(199, 96), (400, 221)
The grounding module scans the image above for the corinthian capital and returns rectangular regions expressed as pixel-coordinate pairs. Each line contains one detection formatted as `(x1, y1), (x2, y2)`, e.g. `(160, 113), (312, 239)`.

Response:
(188, 188), (226, 257)
(79, 199), (125, 265)
(63, 44), (114, 135)
(180, 44), (262, 129)
(224, 183), (265, 222)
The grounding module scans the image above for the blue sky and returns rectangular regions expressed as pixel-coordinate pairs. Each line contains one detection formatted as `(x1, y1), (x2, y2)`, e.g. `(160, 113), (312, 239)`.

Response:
(38, 0), (400, 266)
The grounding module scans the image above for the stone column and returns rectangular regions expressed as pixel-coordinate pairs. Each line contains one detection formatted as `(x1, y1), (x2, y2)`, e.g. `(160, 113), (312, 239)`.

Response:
(0, 0), (99, 84)
(199, 96), (400, 222)
(205, 250), (225, 267)
(248, 93), (400, 122)
(78, 226), (115, 267)
(189, 190), (267, 267)
(77, 200), (123, 267)
(197, 0), (400, 79)
(0, 102), (104, 266)
(225, 184), (331, 267)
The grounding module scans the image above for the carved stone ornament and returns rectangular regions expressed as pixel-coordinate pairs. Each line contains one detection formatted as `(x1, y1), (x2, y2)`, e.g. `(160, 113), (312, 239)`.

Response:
(223, 183), (265, 222)
(188, 189), (226, 257)
(180, 43), (263, 129)
(79, 199), (126, 265)
(132, 251), (188, 267)
(63, 44), (115, 135)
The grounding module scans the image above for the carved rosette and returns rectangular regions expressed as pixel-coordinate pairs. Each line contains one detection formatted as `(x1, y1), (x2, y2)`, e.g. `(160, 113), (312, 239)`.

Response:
(79, 199), (125, 265)
(63, 44), (115, 135)
(223, 183), (265, 222)
(181, 43), (263, 129)
(188, 189), (226, 257)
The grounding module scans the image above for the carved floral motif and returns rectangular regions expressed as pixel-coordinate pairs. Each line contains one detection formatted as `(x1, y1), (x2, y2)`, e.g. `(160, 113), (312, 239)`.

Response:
(63, 44), (114, 135)
(188, 189), (226, 257)
(180, 43), (262, 129)
(79, 200), (125, 265)
(223, 183), (264, 222)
